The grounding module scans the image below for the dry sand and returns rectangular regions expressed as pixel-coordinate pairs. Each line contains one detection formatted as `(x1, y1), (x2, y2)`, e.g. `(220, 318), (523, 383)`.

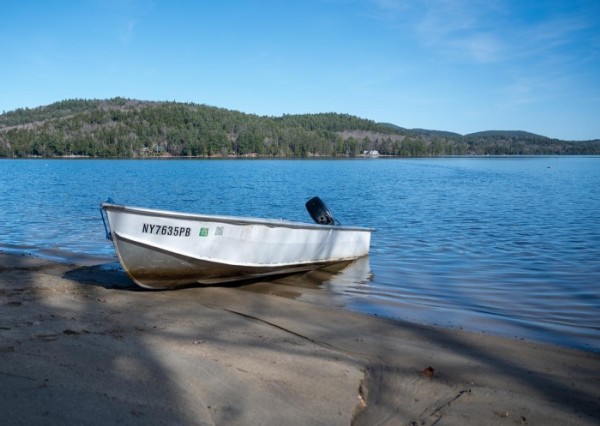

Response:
(1, 253), (599, 425)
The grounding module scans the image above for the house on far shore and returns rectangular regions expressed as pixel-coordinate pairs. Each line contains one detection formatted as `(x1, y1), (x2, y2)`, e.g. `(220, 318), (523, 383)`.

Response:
(362, 150), (380, 157)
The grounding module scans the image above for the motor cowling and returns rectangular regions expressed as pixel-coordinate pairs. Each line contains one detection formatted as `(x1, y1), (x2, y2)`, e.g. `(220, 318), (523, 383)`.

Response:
(305, 196), (338, 225)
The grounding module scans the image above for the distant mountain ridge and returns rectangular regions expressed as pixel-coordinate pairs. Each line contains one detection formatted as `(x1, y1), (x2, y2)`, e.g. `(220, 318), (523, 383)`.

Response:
(1, 98), (598, 157)
(348, 122), (554, 141)
(466, 130), (550, 139)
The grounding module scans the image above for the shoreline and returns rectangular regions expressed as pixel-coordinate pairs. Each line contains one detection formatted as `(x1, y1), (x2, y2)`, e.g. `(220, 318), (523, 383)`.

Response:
(1, 252), (599, 425)
(4, 248), (598, 354)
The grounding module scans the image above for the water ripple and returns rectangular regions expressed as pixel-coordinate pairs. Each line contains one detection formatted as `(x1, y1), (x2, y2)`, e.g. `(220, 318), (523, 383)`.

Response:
(1, 157), (599, 351)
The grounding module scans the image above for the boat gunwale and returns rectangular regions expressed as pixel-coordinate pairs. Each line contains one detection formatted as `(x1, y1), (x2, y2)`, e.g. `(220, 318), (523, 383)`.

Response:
(101, 203), (374, 233)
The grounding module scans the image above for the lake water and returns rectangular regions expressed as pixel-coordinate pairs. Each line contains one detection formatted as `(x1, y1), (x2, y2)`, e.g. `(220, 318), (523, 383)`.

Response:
(1, 157), (599, 352)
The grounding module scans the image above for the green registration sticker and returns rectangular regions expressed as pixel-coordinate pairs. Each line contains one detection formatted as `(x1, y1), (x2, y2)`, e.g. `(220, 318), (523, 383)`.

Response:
(199, 228), (209, 237)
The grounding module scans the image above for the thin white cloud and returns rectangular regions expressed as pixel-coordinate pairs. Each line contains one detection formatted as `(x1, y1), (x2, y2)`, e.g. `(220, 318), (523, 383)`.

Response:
(371, 0), (409, 12)
(500, 78), (548, 108)
(511, 14), (596, 65)
(369, 0), (508, 62)
(497, 65), (581, 112)
(448, 32), (505, 63)
(369, 0), (597, 64)
(119, 19), (137, 45)
(415, 0), (509, 62)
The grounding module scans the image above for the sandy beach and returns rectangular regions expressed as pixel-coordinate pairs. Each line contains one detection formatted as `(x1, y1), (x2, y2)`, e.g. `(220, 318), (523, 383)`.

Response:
(1, 253), (599, 425)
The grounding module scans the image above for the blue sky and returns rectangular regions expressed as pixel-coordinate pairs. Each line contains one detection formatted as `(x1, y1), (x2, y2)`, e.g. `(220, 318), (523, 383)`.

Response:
(1, 0), (599, 140)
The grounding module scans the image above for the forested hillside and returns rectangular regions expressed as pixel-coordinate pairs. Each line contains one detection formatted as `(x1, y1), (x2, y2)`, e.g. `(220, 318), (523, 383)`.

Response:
(1, 98), (598, 158)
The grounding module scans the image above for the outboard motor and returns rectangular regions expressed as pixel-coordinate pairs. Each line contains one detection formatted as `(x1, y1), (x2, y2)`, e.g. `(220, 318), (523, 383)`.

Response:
(305, 196), (339, 226)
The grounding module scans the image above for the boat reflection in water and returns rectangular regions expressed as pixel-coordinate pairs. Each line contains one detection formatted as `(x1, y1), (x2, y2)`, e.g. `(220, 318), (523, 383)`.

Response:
(239, 256), (373, 305)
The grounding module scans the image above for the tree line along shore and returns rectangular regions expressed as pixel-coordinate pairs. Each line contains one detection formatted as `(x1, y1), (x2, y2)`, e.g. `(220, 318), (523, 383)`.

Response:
(1, 98), (599, 158)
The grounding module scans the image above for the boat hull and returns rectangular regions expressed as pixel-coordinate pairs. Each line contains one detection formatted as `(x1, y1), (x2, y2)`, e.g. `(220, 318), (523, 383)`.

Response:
(101, 203), (372, 289)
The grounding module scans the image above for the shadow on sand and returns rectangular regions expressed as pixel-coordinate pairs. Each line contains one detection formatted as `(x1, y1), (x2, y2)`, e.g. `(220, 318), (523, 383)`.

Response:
(2, 253), (599, 425)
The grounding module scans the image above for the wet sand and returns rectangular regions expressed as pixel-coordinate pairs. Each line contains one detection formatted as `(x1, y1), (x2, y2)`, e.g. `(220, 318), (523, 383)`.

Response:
(1, 253), (599, 425)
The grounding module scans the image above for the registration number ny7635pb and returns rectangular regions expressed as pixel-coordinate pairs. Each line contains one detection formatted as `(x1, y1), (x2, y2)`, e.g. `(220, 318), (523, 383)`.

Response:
(142, 223), (191, 237)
